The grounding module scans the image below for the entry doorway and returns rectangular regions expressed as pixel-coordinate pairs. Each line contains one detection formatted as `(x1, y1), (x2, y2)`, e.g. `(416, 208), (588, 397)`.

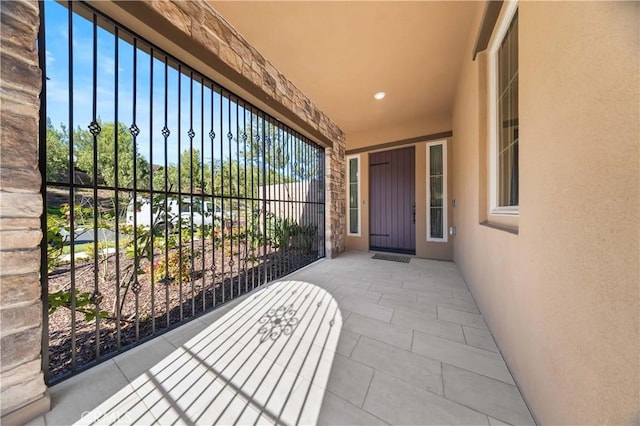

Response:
(369, 146), (416, 254)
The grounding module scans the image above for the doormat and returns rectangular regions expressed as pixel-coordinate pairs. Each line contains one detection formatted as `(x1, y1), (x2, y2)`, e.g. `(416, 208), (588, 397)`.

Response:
(372, 253), (411, 263)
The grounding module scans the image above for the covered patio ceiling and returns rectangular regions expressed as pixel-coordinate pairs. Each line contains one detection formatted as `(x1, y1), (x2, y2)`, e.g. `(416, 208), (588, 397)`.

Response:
(210, 1), (479, 140)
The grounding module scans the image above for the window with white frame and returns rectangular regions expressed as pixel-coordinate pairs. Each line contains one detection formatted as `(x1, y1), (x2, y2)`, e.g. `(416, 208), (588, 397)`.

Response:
(347, 155), (361, 235)
(427, 141), (447, 242)
(489, 2), (519, 214)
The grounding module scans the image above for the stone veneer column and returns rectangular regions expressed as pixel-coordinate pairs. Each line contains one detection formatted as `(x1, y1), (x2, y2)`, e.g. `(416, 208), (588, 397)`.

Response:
(0, 0), (50, 423)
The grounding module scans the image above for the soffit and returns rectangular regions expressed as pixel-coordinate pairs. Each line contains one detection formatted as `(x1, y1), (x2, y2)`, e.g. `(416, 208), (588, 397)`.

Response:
(210, 1), (478, 140)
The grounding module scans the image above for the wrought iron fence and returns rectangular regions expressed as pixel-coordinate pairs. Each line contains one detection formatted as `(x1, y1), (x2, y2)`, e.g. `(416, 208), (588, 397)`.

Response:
(38, 1), (325, 384)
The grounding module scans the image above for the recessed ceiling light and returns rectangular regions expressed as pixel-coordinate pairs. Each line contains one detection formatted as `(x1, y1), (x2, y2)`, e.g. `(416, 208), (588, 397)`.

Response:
(374, 92), (386, 100)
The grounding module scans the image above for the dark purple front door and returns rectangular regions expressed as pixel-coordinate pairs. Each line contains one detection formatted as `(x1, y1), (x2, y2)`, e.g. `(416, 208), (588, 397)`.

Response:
(369, 146), (416, 254)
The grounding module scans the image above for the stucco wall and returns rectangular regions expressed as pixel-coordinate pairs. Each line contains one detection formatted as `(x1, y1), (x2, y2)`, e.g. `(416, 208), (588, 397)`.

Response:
(452, 2), (639, 424)
(346, 113), (451, 152)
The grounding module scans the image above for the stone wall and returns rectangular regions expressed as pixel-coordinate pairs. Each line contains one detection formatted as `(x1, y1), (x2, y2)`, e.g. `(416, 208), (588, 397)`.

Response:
(0, 0), (50, 422)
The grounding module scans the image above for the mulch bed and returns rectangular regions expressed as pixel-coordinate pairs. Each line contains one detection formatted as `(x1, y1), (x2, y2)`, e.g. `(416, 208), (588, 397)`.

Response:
(46, 239), (318, 382)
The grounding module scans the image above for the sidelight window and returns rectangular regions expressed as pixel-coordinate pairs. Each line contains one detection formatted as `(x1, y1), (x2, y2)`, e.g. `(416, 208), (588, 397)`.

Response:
(347, 155), (360, 236)
(427, 141), (447, 242)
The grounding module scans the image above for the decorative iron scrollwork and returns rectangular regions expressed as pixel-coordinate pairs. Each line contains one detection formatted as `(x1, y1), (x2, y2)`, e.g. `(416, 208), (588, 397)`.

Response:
(88, 121), (102, 136)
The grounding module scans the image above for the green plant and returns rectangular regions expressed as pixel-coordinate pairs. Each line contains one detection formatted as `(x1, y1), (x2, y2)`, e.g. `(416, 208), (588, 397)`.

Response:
(151, 247), (196, 284)
(48, 289), (109, 322)
(294, 223), (317, 255)
(272, 216), (299, 250)
(46, 215), (65, 272)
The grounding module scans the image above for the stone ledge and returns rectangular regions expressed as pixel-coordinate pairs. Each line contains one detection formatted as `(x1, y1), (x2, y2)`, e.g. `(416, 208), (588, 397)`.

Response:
(0, 390), (50, 426)
(0, 359), (42, 389)
(1, 374), (46, 411)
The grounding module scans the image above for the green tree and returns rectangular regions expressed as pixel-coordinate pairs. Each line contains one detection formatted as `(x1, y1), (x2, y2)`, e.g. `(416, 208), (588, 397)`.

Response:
(180, 148), (204, 192)
(74, 120), (150, 189)
(45, 118), (69, 181)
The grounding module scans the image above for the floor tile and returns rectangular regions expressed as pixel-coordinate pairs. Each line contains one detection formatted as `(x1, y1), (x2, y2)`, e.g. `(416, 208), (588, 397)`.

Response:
(438, 306), (488, 329)
(463, 326), (499, 353)
(332, 285), (382, 304)
(391, 309), (465, 343)
(367, 277), (406, 290)
(403, 280), (454, 297)
(24, 415), (45, 426)
(45, 361), (129, 426)
(162, 317), (210, 348)
(74, 383), (156, 426)
(335, 277), (372, 290)
(368, 283), (418, 300)
(363, 371), (489, 425)
(489, 415), (512, 425)
(336, 328), (361, 357)
(418, 292), (481, 314)
(351, 336), (443, 395)
(37, 251), (535, 426)
(338, 296), (393, 322)
(114, 337), (177, 381)
(343, 313), (413, 350)
(443, 364), (534, 425)
(326, 354), (374, 407)
(378, 294), (438, 318)
(444, 270), (468, 286)
(412, 332), (514, 385)
(318, 391), (388, 425)
(340, 308), (352, 322)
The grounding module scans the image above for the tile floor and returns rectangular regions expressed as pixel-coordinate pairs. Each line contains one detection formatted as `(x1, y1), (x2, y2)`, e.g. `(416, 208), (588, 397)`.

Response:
(28, 250), (535, 425)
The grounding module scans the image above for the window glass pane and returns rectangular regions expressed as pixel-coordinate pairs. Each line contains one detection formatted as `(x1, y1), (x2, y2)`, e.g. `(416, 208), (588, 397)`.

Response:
(349, 208), (358, 234)
(429, 145), (443, 175)
(428, 143), (445, 240)
(349, 158), (357, 182)
(349, 182), (358, 208)
(430, 207), (443, 239)
(496, 11), (518, 207)
(430, 176), (443, 207)
(348, 157), (359, 233)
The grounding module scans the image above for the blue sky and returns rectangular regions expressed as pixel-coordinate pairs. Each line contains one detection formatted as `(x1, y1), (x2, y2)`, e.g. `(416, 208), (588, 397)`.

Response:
(43, 1), (317, 178)
(43, 1), (250, 167)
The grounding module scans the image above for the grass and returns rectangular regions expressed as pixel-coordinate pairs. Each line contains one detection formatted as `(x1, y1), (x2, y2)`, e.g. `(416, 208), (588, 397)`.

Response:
(47, 204), (66, 221)
(61, 240), (117, 256)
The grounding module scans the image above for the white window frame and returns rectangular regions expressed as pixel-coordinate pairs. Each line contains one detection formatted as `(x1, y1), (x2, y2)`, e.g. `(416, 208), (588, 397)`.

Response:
(346, 154), (361, 236)
(488, 0), (519, 216)
(426, 140), (447, 242)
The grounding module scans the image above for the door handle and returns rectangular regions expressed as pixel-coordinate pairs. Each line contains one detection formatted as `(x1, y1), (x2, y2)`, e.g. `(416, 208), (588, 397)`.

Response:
(412, 202), (416, 224)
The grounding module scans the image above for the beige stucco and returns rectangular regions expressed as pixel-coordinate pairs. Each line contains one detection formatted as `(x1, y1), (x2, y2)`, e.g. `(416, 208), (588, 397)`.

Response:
(210, 1), (475, 138)
(452, 2), (639, 424)
(346, 113), (452, 152)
